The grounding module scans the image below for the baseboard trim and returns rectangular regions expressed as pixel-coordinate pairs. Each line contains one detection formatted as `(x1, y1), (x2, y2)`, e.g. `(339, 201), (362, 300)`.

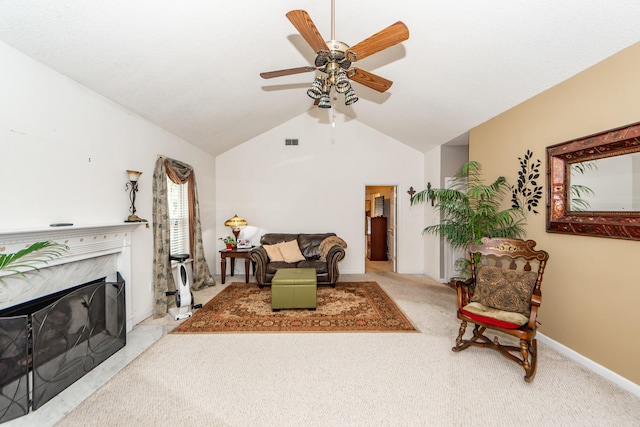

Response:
(538, 332), (640, 398)
(132, 310), (153, 329)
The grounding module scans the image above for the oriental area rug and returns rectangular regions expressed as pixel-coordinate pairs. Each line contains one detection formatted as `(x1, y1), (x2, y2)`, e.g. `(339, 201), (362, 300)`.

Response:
(172, 281), (417, 333)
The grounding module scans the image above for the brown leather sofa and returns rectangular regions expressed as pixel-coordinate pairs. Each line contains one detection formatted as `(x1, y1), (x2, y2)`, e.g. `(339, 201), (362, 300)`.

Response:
(249, 233), (346, 287)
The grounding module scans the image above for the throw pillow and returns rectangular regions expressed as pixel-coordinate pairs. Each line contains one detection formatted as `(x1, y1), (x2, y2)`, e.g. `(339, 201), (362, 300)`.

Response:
(470, 265), (538, 317)
(263, 243), (284, 262)
(278, 240), (306, 263)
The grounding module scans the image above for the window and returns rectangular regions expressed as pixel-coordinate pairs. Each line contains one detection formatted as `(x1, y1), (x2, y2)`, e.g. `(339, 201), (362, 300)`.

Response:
(167, 177), (190, 256)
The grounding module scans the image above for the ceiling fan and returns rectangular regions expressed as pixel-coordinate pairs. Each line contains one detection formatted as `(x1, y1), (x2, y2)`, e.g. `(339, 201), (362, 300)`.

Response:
(260, 0), (409, 108)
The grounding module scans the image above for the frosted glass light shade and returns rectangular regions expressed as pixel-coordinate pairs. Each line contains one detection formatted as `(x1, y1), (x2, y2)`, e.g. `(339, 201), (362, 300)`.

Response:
(126, 170), (142, 182)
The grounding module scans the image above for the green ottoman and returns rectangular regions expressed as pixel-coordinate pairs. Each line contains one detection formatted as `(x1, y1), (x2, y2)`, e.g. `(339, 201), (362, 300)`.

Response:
(271, 268), (317, 310)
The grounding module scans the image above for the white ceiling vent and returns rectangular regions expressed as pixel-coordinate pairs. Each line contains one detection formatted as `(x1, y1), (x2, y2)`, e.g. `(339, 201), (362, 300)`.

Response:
(285, 139), (299, 146)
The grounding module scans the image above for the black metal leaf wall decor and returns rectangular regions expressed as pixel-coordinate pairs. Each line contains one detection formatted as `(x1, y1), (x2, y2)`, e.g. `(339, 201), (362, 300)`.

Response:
(511, 150), (542, 214)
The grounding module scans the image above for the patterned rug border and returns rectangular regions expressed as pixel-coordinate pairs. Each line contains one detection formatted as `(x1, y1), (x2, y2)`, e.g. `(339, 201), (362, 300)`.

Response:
(172, 281), (419, 334)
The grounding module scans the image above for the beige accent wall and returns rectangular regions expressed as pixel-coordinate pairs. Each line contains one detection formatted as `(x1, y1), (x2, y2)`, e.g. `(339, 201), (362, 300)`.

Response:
(469, 42), (640, 385)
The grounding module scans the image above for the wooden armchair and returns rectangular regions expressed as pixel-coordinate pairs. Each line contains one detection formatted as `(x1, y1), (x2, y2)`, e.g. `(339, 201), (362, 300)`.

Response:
(452, 237), (549, 382)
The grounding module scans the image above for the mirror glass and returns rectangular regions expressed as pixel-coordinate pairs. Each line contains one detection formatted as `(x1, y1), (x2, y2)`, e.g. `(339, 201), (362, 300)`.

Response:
(569, 153), (640, 212)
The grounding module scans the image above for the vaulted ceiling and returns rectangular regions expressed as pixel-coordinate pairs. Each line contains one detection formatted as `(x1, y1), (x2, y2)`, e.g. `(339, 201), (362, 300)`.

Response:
(1, 1), (638, 156)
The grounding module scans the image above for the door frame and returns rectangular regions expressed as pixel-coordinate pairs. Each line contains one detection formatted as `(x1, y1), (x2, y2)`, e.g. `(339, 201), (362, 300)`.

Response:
(364, 184), (398, 273)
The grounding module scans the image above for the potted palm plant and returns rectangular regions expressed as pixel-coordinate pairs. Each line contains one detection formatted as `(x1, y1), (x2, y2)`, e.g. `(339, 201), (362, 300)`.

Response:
(411, 161), (526, 278)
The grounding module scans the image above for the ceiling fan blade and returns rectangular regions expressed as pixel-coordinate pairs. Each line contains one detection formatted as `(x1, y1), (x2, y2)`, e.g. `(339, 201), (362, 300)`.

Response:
(260, 66), (317, 79)
(286, 10), (329, 53)
(348, 21), (409, 61)
(348, 68), (393, 93)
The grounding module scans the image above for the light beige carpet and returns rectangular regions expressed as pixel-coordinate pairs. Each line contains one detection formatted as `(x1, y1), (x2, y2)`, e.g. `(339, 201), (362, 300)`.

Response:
(55, 275), (640, 426)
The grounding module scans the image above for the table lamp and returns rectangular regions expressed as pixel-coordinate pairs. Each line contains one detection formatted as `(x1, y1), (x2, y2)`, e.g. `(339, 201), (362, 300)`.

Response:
(224, 215), (247, 240)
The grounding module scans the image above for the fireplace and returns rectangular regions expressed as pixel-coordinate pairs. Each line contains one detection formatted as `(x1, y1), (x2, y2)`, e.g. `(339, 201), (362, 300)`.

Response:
(0, 273), (125, 423)
(0, 223), (140, 424)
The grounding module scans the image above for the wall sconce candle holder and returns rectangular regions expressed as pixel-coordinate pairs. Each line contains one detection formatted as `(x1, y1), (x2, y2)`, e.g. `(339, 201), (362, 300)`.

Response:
(407, 186), (416, 199)
(409, 183), (434, 206)
(125, 170), (148, 224)
(426, 182), (434, 206)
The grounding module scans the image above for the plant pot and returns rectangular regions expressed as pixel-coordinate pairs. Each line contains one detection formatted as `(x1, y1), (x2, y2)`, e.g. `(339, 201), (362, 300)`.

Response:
(226, 243), (233, 250)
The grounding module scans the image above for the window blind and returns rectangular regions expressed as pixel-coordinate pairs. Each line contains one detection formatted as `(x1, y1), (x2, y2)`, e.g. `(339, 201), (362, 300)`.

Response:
(167, 177), (190, 256)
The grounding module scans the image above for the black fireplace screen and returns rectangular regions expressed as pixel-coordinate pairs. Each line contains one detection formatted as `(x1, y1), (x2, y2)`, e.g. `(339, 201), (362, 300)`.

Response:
(0, 273), (126, 423)
(0, 316), (29, 423)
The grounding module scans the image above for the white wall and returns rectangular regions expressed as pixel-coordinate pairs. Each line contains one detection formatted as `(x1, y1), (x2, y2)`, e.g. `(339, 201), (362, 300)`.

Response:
(0, 42), (217, 325)
(420, 146), (442, 280)
(216, 112), (425, 275)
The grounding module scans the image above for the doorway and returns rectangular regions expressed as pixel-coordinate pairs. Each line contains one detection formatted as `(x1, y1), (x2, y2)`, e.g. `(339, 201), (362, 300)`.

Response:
(365, 185), (396, 273)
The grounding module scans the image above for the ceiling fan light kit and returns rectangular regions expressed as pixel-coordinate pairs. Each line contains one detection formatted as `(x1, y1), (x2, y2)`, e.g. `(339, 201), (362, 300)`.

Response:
(318, 92), (332, 109)
(334, 71), (350, 93)
(260, 1), (409, 109)
(344, 87), (358, 106)
(306, 76), (324, 99)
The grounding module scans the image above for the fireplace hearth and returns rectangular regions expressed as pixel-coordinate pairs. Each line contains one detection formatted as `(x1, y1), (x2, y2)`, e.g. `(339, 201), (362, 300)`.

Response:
(0, 273), (126, 424)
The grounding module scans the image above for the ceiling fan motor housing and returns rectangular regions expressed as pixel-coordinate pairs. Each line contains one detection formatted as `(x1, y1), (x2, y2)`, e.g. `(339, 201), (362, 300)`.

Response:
(315, 40), (353, 71)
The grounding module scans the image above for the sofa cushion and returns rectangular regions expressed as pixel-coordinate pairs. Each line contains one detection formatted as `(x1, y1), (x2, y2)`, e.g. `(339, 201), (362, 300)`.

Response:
(470, 265), (537, 317)
(261, 234), (297, 246)
(266, 261), (299, 275)
(263, 244), (284, 262)
(278, 240), (306, 263)
(296, 259), (328, 274)
(297, 233), (336, 259)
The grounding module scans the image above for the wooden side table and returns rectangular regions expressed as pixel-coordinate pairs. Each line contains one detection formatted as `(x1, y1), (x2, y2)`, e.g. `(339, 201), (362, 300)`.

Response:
(219, 248), (255, 284)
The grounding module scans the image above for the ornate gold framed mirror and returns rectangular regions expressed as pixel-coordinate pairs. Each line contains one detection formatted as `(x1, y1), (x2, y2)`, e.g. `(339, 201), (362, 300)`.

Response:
(546, 121), (640, 240)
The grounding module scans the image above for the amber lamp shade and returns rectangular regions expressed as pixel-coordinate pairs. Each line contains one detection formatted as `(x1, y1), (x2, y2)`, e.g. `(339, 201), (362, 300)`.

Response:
(224, 215), (247, 240)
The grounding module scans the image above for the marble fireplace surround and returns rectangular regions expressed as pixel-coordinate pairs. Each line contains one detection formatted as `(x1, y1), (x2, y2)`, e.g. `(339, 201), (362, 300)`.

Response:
(0, 223), (141, 332)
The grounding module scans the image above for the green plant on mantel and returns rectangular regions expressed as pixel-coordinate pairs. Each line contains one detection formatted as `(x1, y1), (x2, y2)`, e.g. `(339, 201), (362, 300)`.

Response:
(411, 161), (526, 278)
(0, 241), (69, 278)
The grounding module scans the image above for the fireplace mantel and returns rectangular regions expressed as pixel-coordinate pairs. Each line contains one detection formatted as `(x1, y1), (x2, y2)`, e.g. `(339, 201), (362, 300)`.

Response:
(0, 223), (141, 272)
(0, 223), (143, 331)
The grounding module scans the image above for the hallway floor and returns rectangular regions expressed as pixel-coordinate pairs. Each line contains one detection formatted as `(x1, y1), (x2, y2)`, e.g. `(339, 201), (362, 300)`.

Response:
(364, 258), (394, 273)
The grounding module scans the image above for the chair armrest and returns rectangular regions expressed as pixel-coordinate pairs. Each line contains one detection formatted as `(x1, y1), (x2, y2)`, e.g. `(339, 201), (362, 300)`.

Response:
(527, 293), (542, 329)
(325, 245), (346, 284)
(249, 247), (268, 285)
(530, 293), (542, 308)
(454, 277), (474, 287)
(455, 278), (475, 308)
